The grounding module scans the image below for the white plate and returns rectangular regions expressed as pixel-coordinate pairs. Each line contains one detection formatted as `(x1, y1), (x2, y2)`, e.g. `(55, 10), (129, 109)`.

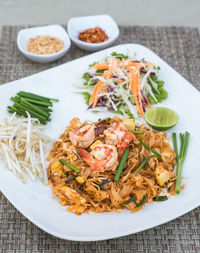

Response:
(0, 44), (200, 242)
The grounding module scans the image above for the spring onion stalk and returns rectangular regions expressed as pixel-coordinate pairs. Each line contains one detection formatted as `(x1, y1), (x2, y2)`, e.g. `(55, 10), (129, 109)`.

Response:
(137, 138), (161, 159)
(172, 131), (190, 194)
(131, 130), (145, 134)
(99, 180), (108, 190)
(121, 196), (137, 205)
(20, 98), (50, 118)
(14, 102), (48, 123)
(136, 194), (147, 207)
(21, 98), (53, 107)
(8, 91), (58, 125)
(153, 196), (168, 201)
(114, 149), (130, 182)
(65, 177), (77, 184)
(59, 159), (81, 173)
(17, 91), (59, 102)
(133, 155), (155, 174)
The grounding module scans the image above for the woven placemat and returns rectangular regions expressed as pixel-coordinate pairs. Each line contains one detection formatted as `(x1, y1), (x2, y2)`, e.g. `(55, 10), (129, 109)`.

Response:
(0, 26), (200, 253)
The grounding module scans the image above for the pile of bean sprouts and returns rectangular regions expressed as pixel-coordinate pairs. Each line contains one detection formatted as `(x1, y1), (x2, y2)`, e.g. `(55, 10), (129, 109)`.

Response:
(0, 112), (53, 183)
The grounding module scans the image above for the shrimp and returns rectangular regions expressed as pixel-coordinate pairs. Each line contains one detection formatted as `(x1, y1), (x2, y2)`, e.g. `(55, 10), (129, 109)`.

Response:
(69, 124), (95, 148)
(104, 122), (135, 156)
(79, 144), (118, 172)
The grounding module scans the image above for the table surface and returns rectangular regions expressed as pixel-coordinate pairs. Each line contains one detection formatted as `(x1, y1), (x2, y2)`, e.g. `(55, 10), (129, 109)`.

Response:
(0, 25), (200, 253)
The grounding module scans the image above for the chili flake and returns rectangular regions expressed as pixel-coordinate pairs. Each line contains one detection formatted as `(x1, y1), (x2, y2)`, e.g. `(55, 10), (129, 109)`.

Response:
(79, 27), (108, 43)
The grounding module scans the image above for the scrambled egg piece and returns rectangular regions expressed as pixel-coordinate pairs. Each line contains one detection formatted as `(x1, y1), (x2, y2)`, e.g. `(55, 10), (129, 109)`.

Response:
(122, 118), (135, 131)
(90, 140), (103, 150)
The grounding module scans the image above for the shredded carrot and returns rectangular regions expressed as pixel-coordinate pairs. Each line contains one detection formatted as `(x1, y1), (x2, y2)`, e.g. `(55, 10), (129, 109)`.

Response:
(91, 62), (109, 70)
(127, 66), (144, 117)
(89, 72), (107, 106)
(89, 57), (116, 108)
(116, 80), (124, 85)
(89, 57), (153, 115)
(143, 94), (151, 109)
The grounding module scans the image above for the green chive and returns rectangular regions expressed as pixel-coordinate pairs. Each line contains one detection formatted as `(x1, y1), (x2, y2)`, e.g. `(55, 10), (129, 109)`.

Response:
(14, 102), (48, 124)
(133, 155), (155, 174)
(17, 91), (50, 102)
(20, 98), (50, 118)
(131, 130), (145, 134)
(153, 195), (168, 201)
(114, 149), (130, 182)
(121, 195), (137, 206)
(65, 177), (77, 184)
(22, 97), (53, 107)
(136, 194), (147, 207)
(173, 131), (190, 194)
(59, 159), (81, 173)
(99, 180), (108, 190)
(137, 138), (161, 159)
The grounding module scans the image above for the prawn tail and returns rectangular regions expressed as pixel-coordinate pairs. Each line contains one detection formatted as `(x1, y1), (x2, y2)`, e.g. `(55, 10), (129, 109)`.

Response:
(79, 148), (104, 172)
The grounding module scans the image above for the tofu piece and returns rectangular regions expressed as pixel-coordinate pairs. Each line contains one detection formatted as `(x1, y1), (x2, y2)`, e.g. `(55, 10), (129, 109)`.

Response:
(122, 118), (135, 131)
(155, 165), (171, 186)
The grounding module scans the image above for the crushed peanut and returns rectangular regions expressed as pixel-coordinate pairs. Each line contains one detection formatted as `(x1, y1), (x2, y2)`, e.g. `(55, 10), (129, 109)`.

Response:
(79, 27), (108, 43)
(27, 35), (64, 55)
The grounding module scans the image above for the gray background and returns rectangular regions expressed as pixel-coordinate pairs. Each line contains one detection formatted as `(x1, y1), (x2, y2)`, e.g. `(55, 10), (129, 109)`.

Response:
(0, 0), (200, 39)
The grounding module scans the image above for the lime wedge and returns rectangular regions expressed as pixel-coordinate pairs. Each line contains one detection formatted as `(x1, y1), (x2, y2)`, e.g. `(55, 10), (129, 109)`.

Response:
(144, 107), (179, 130)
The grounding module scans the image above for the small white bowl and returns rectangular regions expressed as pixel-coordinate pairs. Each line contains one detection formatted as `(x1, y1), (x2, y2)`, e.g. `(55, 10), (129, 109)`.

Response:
(67, 14), (119, 52)
(17, 25), (71, 64)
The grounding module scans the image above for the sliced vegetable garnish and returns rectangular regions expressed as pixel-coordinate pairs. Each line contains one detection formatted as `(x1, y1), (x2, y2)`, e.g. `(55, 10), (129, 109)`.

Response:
(79, 52), (168, 120)
(8, 91), (58, 124)
(59, 159), (81, 173)
(121, 196), (137, 206)
(136, 194), (147, 207)
(153, 195), (168, 201)
(133, 155), (155, 174)
(65, 177), (77, 184)
(99, 180), (108, 190)
(172, 131), (190, 194)
(131, 130), (145, 134)
(114, 149), (130, 182)
(137, 138), (161, 159)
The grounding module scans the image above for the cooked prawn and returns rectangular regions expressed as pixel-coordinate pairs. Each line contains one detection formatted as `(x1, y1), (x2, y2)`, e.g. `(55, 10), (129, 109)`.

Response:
(79, 144), (118, 172)
(69, 124), (95, 148)
(104, 122), (135, 156)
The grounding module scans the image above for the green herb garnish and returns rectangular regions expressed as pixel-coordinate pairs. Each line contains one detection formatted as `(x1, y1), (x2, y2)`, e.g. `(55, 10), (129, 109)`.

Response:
(59, 159), (81, 173)
(121, 196), (137, 206)
(65, 177), (77, 184)
(137, 138), (161, 159)
(8, 91), (58, 124)
(114, 149), (130, 182)
(136, 194), (147, 207)
(172, 132), (190, 194)
(131, 130), (145, 134)
(133, 155), (155, 174)
(153, 196), (168, 201)
(111, 52), (128, 60)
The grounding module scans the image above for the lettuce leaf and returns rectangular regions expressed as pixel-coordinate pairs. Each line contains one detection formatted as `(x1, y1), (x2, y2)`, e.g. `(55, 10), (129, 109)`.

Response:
(111, 52), (128, 60)
(148, 74), (168, 104)
(82, 92), (91, 105)
(82, 73), (91, 86)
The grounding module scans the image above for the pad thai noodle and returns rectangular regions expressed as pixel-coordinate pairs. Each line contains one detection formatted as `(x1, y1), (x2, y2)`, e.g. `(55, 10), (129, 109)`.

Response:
(47, 117), (176, 215)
